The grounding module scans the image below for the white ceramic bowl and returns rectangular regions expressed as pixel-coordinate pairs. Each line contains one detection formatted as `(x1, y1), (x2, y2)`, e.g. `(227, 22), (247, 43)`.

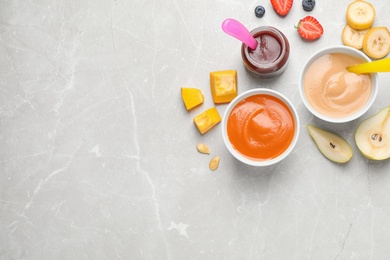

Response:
(222, 88), (300, 167)
(299, 46), (378, 123)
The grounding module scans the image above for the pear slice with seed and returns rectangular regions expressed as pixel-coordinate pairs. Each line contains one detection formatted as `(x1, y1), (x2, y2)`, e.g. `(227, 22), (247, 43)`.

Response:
(355, 106), (390, 160)
(307, 124), (353, 163)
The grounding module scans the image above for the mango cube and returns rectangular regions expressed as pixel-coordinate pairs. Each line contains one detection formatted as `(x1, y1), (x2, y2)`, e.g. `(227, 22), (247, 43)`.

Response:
(193, 107), (221, 134)
(181, 87), (204, 110)
(210, 70), (237, 104)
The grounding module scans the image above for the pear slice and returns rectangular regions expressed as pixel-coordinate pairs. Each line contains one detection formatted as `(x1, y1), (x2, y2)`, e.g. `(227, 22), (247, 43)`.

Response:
(307, 124), (353, 163)
(355, 106), (390, 160)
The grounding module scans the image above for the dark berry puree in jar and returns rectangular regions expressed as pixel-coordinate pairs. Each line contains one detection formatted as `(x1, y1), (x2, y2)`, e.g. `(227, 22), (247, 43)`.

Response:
(249, 33), (281, 64)
(241, 26), (290, 78)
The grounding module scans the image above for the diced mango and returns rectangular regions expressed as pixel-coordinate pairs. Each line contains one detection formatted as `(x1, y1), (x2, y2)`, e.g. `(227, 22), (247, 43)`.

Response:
(193, 107), (221, 134)
(210, 70), (237, 104)
(181, 87), (204, 110)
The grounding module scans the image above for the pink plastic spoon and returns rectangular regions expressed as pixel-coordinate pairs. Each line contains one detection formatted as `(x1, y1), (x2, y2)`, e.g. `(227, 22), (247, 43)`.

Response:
(222, 18), (258, 50)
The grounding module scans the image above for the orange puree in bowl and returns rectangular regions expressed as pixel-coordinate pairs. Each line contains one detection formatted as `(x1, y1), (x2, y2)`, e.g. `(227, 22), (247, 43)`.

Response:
(304, 53), (372, 118)
(227, 94), (295, 161)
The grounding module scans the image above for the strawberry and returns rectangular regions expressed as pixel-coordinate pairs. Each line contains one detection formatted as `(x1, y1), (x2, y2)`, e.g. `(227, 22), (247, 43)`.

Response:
(295, 16), (324, 40)
(270, 0), (293, 16)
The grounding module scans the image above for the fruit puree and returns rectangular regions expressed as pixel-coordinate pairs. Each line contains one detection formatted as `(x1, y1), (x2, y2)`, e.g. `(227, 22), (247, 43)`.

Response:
(304, 53), (372, 118)
(227, 94), (295, 160)
(248, 33), (281, 64)
(241, 26), (289, 78)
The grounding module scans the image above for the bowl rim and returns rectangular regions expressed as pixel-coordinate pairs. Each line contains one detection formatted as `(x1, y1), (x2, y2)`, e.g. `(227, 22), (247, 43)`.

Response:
(298, 45), (379, 123)
(222, 88), (300, 167)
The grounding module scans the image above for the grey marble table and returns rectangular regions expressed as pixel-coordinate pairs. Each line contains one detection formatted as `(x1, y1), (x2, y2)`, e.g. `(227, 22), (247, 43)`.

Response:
(1, 0), (390, 259)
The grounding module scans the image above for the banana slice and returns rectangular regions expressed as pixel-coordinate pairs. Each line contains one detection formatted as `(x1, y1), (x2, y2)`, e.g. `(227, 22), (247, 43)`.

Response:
(362, 27), (390, 59)
(346, 0), (376, 30)
(342, 24), (369, 49)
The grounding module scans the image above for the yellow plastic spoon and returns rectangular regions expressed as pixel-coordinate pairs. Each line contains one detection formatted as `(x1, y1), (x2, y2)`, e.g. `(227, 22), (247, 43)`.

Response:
(347, 57), (390, 74)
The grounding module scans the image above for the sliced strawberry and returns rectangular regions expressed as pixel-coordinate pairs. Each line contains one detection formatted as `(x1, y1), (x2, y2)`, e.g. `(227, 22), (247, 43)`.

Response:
(270, 0), (293, 16)
(296, 16), (324, 40)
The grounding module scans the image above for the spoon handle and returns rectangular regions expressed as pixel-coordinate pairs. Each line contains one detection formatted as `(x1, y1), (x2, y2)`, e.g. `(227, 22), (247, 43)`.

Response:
(347, 57), (390, 74)
(221, 18), (258, 50)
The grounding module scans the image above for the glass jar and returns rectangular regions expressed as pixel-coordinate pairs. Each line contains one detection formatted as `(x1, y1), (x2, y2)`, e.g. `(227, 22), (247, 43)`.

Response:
(241, 26), (290, 79)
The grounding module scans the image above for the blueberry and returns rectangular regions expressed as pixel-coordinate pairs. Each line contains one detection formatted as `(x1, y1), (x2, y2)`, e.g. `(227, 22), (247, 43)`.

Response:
(302, 0), (315, 11)
(254, 5), (265, 18)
